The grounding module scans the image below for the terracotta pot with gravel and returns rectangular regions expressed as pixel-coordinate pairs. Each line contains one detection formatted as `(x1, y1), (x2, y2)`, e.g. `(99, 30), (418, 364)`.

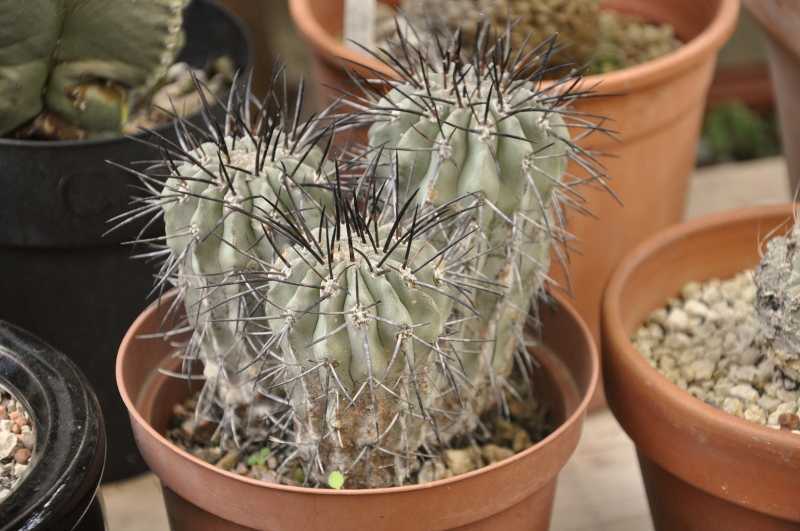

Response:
(117, 290), (597, 531)
(742, 0), (800, 194)
(602, 203), (800, 530)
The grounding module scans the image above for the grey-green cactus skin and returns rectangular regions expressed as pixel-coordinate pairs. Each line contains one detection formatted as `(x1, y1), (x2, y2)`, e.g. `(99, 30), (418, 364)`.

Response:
(265, 224), (453, 487)
(753, 229), (800, 382)
(161, 133), (334, 415)
(367, 67), (572, 435)
(0, 0), (187, 137)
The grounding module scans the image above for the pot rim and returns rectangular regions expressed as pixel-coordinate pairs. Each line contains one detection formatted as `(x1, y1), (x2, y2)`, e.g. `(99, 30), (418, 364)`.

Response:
(117, 289), (597, 496)
(603, 202), (800, 452)
(288, 0), (739, 96)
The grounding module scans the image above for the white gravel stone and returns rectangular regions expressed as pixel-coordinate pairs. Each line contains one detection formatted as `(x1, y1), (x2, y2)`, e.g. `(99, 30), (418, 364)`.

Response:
(701, 283), (723, 305)
(777, 388), (797, 403)
(13, 463), (26, 478)
(758, 395), (782, 413)
(730, 384), (760, 406)
(691, 359), (715, 381)
(665, 308), (690, 332)
(646, 308), (668, 327)
(0, 420), (13, 432)
(681, 281), (703, 301)
(684, 299), (711, 319)
(722, 397), (744, 417)
(744, 405), (767, 425)
(0, 431), (22, 459)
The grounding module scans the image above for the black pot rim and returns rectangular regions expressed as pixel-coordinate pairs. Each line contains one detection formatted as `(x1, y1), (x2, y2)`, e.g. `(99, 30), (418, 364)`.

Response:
(0, 321), (106, 531)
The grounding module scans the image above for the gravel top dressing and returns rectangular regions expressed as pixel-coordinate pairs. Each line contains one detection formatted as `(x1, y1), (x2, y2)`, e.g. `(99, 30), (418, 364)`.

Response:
(631, 271), (800, 433)
(167, 369), (552, 489)
(0, 389), (34, 503)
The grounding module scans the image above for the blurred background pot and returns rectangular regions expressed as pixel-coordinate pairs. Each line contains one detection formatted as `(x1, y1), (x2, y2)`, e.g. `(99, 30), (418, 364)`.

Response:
(289, 0), (739, 409)
(0, 0), (253, 482)
(742, 0), (800, 194)
(0, 321), (106, 531)
(116, 291), (597, 530)
(602, 203), (800, 530)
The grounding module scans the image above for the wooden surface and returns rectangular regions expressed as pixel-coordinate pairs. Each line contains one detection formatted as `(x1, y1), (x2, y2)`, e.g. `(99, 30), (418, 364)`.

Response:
(99, 157), (792, 531)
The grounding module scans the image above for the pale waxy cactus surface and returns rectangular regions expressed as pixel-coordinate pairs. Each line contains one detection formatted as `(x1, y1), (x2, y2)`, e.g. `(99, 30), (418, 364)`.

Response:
(0, 0), (188, 138)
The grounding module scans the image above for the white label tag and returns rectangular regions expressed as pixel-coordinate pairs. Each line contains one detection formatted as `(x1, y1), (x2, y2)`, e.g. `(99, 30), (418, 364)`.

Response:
(344, 0), (376, 52)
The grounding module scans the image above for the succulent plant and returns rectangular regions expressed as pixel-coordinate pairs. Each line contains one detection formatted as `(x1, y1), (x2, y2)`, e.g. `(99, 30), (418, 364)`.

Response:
(753, 225), (800, 382)
(124, 15), (609, 490)
(351, 23), (608, 437)
(119, 78), (340, 438)
(0, 0), (188, 139)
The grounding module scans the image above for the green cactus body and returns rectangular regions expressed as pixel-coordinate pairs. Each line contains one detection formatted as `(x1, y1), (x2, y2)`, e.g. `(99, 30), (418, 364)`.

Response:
(161, 132), (333, 416)
(264, 224), (454, 488)
(753, 228), (800, 382)
(0, 0), (188, 137)
(367, 66), (571, 435)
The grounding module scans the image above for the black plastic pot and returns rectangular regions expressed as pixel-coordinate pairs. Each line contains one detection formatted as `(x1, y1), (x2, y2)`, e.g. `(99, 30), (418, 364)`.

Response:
(0, 321), (106, 531)
(0, 0), (253, 482)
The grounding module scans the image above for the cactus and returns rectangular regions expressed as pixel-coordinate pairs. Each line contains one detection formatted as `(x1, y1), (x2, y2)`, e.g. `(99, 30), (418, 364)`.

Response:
(0, 0), (188, 139)
(353, 25), (608, 436)
(124, 17), (609, 490)
(753, 225), (800, 382)
(121, 81), (339, 443)
(264, 194), (468, 487)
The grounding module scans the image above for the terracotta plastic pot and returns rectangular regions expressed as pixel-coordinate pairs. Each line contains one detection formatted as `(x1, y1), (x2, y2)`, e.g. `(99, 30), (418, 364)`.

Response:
(602, 203), (800, 530)
(117, 291), (597, 531)
(289, 0), (738, 351)
(742, 0), (800, 194)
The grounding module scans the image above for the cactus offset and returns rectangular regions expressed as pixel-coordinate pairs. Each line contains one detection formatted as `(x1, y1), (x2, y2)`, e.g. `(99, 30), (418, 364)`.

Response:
(354, 25), (608, 436)
(264, 191), (468, 487)
(0, 0), (188, 138)
(121, 82), (338, 443)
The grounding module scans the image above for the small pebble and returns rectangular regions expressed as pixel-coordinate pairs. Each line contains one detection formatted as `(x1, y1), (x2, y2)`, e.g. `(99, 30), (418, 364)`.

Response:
(482, 444), (514, 465)
(779, 413), (800, 431)
(444, 448), (477, 476)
